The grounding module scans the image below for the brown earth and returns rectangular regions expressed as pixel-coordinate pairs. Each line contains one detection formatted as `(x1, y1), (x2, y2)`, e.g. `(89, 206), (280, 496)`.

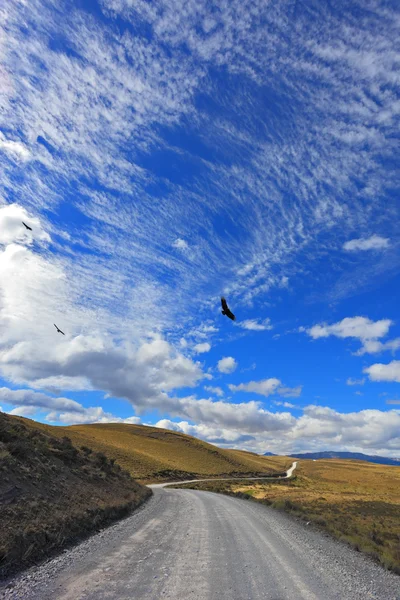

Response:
(0, 412), (151, 579)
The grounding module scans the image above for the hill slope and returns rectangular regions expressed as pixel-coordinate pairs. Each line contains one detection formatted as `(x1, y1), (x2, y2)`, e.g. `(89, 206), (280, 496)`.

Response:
(0, 412), (151, 579)
(290, 451), (400, 466)
(15, 419), (290, 481)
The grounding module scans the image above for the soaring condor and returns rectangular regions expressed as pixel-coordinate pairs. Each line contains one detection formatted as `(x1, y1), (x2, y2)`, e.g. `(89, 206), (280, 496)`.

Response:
(54, 323), (65, 335)
(221, 297), (236, 321)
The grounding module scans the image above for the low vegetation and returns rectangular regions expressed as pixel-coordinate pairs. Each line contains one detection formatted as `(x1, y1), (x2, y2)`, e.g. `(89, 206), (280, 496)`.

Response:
(0, 412), (151, 579)
(12, 419), (290, 481)
(175, 459), (400, 574)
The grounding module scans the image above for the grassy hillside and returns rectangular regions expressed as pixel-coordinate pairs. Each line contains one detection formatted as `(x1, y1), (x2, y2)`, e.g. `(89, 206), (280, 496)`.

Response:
(16, 419), (290, 481)
(0, 412), (151, 579)
(176, 459), (400, 574)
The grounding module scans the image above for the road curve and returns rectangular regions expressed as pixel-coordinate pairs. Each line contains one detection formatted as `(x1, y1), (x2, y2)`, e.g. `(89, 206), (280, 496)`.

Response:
(2, 486), (398, 600)
(151, 461), (298, 489)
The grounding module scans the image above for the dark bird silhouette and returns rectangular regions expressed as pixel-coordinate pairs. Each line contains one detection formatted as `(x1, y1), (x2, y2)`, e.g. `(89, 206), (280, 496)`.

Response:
(221, 297), (236, 321)
(54, 323), (65, 335)
(22, 222), (32, 231)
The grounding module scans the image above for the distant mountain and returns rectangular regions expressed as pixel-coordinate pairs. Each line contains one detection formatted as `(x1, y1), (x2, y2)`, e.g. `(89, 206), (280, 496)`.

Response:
(289, 451), (400, 466)
(263, 451), (277, 456)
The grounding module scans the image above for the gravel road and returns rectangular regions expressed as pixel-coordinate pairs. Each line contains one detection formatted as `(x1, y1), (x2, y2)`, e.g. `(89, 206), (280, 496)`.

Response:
(1, 487), (398, 600)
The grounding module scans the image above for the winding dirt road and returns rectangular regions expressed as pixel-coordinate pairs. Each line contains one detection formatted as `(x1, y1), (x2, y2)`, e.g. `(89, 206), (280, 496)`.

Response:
(2, 477), (399, 600)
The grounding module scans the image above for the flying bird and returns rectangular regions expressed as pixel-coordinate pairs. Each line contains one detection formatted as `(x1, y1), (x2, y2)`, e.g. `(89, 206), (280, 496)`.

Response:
(22, 222), (32, 231)
(221, 297), (236, 321)
(54, 323), (65, 335)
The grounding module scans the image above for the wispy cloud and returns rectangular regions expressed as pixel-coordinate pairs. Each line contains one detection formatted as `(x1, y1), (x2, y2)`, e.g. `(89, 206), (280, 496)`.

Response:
(204, 385), (224, 397)
(237, 318), (273, 331)
(346, 378), (365, 386)
(229, 379), (302, 398)
(0, 0), (399, 456)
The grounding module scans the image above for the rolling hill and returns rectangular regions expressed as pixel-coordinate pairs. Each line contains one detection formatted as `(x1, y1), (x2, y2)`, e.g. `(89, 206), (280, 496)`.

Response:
(9, 417), (290, 482)
(12, 417), (292, 482)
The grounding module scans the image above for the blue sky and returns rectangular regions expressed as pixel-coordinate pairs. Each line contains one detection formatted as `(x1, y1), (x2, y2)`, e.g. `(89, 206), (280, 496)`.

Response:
(0, 0), (399, 456)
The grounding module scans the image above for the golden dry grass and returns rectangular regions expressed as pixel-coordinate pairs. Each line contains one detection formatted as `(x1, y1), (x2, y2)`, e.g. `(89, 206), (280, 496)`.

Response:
(179, 459), (400, 573)
(16, 418), (290, 481)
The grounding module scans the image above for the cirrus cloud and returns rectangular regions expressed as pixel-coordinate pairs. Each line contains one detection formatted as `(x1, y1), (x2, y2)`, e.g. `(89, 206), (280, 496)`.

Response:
(229, 379), (302, 398)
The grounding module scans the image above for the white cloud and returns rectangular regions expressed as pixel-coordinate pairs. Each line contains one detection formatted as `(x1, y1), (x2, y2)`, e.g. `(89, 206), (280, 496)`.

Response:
(0, 132), (30, 161)
(0, 387), (84, 413)
(237, 318), (273, 331)
(46, 408), (141, 425)
(172, 238), (189, 251)
(306, 316), (392, 342)
(355, 338), (400, 356)
(217, 356), (237, 374)
(386, 400), (400, 405)
(274, 401), (297, 409)
(280, 276), (289, 288)
(0, 0), (399, 457)
(364, 360), (400, 383)
(0, 204), (50, 246)
(154, 404), (400, 456)
(343, 235), (390, 251)
(346, 377), (365, 386)
(204, 385), (224, 397)
(8, 406), (39, 417)
(193, 342), (211, 354)
(0, 385), (141, 425)
(155, 419), (255, 445)
(229, 379), (302, 398)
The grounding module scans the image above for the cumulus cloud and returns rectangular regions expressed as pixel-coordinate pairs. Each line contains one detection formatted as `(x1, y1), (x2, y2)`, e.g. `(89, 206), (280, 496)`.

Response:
(306, 316), (392, 341)
(343, 235), (390, 251)
(154, 404), (400, 456)
(354, 338), (400, 356)
(217, 357), (237, 374)
(0, 387), (84, 413)
(204, 385), (224, 397)
(229, 378), (302, 398)
(155, 419), (255, 445)
(237, 318), (273, 331)
(8, 406), (39, 417)
(193, 342), (211, 354)
(46, 408), (141, 425)
(172, 396), (295, 433)
(364, 360), (400, 383)
(0, 204), (50, 246)
(304, 316), (398, 356)
(0, 386), (141, 425)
